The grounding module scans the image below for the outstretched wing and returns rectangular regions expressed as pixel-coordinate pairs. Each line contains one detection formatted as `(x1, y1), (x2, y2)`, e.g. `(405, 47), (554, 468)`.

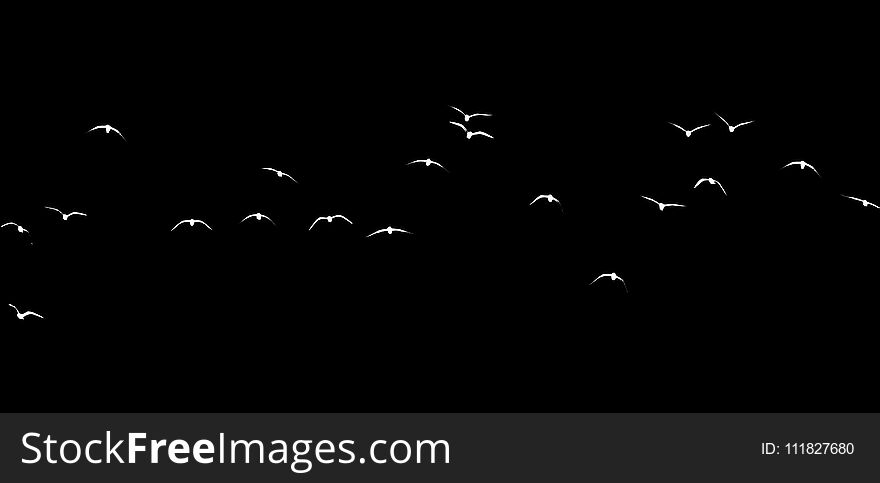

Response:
(668, 122), (687, 133)
(45, 206), (64, 215)
(337, 215), (354, 224)
(470, 113), (492, 118)
(366, 229), (384, 238)
(714, 112), (730, 126)
(109, 127), (126, 141)
(23, 311), (44, 319)
(449, 105), (465, 117)
(68, 212), (87, 217)
(694, 179), (706, 188)
(589, 274), (606, 285)
(666, 203), (686, 208)
(8, 304), (17, 313)
(781, 161), (799, 170)
(171, 220), (186, 231)
(471, 131), (494, 139)
(619, 279), (628, 293)
(87, 125), (104, 133)
(691, 123), (711, 132)
(262, 167), (279, 174)
(281, 172), (297, 182)
(1, 222), (15, 228)
(196, 220), (212, 230)
(530, 195), (544, 205)
(308, 218), (322, 231)
(434, 162), (450, 172)
(807, 164), (821, 176)
(449, 121), (467, 132)
(641, 195), (659, 206)
(867, 201), (880, 209)
(241, 214), (256, 223)
(716, 181), (728, 196)
(732, 120), (754, 129)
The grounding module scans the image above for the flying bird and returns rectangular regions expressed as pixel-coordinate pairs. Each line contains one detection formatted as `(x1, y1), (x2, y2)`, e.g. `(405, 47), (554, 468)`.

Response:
(1, 222), (29, 234)
(641, 196), (686, 211)
(87, 124), (126, 141)
(715, 112), (754, 132)
(694, 177), (728, 196)
(8, 304), (43, 320)
(407, 158), (449, 172)
(309, 215), (353, 231)
(450, 106), (493, 122)
(669, 122), (711, 138)
(366, 226), (412, 238)
(781, 160), (821, 177)
(262, 168), (297, 183)
(449, 122), (493, 140)
(45, 206), (87, 221)
(240, 213), (276, 225)
(842, 195), (880, 210)
(589, 273), (628, 293)
(530, 194), (563, 212)
(171, 219), (212, 231)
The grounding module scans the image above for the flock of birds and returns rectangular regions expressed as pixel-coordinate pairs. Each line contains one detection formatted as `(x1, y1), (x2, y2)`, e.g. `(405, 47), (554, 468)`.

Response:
(4, 108), (879, 318)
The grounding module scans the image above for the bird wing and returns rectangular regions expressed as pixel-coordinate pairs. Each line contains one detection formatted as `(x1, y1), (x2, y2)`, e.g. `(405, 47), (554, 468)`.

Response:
(619, 279), (628, 293)
(282, 173), (297, 182)
(406, 160), (423, 166)
(24, 311), (43, 319)
(434, 162), (449, 172)
(392, 228), (412, 234)
(471, 131), (494, 138)
(733, 120), (754, 129)
(449, 121), (467, 132)
(262, 167), (278, 174)
(450, 105), (465, 117)
(692, 123), (711, 132)
(241, 214), (256, 223)
(87, 125), (104, 133)
(470, 113), (492, 118)
(45, 206), (63, 215)
(1, 223), (14, 228)
(694, 179), (706, 188)
(807, 164), (821, 176)
(366, 229), (384, 237)
(109, 127), (126, 141)
(668, 122), (687, 132)
(716, 181), (728, 195)
(8, 304), (17, 313)
(589, 274), (606, 285)
(337, 215), (354, 224)
(308, 218), (322, 231)
(264, 216), (276, 225)
(841, 195), (861, 202)
(69, 212), (87, 217)
(530, 195), (544, 205)
(666, 203), (686, 208)
(196, 220), (212, 230)
(171, 220), (186, 231)
(867, 201), (880, 209)
(781, 161), (799, 169)
(714, 112), (730, 126)
(641, 195), (659, 205)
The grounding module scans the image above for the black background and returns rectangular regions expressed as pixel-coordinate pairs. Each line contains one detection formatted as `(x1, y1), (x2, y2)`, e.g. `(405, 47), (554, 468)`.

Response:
(1, 11), (877, 411)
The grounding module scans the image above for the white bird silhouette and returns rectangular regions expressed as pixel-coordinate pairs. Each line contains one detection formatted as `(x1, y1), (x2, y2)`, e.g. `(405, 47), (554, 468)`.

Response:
(9, 304), (43, 319)
(309, 215), (353, 231)
(262, 168), (297, 183)
(449, 122), (493, 140)
(694, 177), (728, 196)
(45, 206), (88, 221)
(366, 226), (412, 238)
(781, 160), (821, 177)
(842, 195), (880, 210)
(450, 106), (493, 122)
(407, 158), (449, 172)
(240, 213), (276, 225)
(530, 194), (563, 212)
(87, 124), (126, 141)
(171, 219), (212, 231)
(1, 222), (29, 234)
(715, 112), (754, 132)
(641, 196), (686, 211)
(669, 122), (711, 138)
(590, 273), (628, 293)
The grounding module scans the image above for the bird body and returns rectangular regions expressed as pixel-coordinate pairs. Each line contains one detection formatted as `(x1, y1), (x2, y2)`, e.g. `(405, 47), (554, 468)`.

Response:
(309, 215), (353, 231)
(262, 168), (297, 183)
(407, 158), (449, 172)
(669, 122), (711, 138)
(366, 226), (412, 237)
(45, 206), (87, 221)
(781, 161), (820, 177)
(694, 177), (728, 196)
(9, 304), (43, 319)
(590, 273), (628, 293)
(842, 195), (880, 209)
(171, 219), (212, 231)
(241, 213), (276, 225)
(87, 124), (126, 141)
(449, 122), (493, 139)
(641, 196), (686, 211)
(450, 106), (492, 122)
(715, 112), (754, 132)
(1, 222), (28, 234)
